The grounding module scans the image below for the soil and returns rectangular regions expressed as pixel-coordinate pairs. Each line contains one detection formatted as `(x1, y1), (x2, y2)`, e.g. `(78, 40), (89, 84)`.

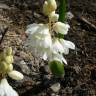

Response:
(0, 0), (96, 96)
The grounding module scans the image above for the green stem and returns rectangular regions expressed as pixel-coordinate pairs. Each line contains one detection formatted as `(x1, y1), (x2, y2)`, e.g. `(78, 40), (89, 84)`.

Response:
(59, 0), (66, 22)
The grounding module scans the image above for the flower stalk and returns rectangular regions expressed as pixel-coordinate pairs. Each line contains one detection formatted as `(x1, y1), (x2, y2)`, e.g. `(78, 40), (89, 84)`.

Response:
(59, 0), (66, 22)
(0, 47), (24, 96)
(24, 0), (75, 77)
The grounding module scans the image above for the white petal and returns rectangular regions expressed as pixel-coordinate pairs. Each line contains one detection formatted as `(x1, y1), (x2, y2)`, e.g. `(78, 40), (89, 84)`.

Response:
(25, 24), (52, 49)
(0, 78), (18, 96)
(49, 52), (67, 65)
(60, 55), (67, 65)
(60, 39), (75, 50)
(8, 70), (24, 80)
(56, 54), (67, 65)
(42, 52), (48, 60)
(42, 35), (52, 48)
(25, 23), (39, 35)
(52, 39), (64, 53)
(36, 24), (50, 36)
(53, 22), (70, 35)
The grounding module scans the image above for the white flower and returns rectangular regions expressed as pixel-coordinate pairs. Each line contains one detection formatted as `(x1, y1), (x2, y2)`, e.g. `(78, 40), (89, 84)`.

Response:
(24, 24), (52, 59)
(0, 78), (18, 96)
(8, 70), (24, 80)
(25, 24), (52, 48)
(59, 39), (75, 54)
(52, 38), (75, 54)
(47, 38), (75, 64)
(53, 22), (70, 35)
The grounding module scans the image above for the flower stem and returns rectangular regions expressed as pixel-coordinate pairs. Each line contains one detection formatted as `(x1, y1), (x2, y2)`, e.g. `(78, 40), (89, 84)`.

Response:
(49, 16), (52, 33)
(59, 0), (66, 22)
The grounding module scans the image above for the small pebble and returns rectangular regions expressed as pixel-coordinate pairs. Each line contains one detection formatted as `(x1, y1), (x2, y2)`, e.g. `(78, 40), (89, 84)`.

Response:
(39, 65), (50, 74)
(51, 93), (59, 96)
(19, 60), (31, 75)
(66, 11), (74, 19)
(50, 83), (61, 93)
(43, 75), (51, 80)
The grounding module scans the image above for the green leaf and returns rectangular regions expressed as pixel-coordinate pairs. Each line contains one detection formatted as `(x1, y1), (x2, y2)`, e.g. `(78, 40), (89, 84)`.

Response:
(49, 60), (64, 76)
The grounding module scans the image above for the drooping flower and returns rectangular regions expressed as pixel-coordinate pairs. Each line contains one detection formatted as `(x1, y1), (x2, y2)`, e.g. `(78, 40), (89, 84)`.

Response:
(46, 38), (75, 64)
(51, 38), (75, 54)
(24, 0), (75, 68)
(24, 23), (52, 59)
(53, 22), (70, 35)
(23, 0), (76, 77)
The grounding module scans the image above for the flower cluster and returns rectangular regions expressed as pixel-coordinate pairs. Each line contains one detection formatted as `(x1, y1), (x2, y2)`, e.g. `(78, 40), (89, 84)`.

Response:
(0, 47), (23, 96)
(24, 0), (75, 75)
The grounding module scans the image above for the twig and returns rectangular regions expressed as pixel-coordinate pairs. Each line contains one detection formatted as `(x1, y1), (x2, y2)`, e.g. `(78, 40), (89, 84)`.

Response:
(0, 27), (8, 45)
(76, 16), (96, 32)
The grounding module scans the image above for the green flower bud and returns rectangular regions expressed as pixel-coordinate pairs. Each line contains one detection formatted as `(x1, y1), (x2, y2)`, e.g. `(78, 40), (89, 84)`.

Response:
(43, 1), (50, 16)
(7, 64), (13, 72)
(0, 52), (6, 61)
(5, 55), (13, 64)
(0, 61), (8, 72)
(5, 47), (12, 56)
(0, 53), (2, 61)
(49, 60), (64, 76)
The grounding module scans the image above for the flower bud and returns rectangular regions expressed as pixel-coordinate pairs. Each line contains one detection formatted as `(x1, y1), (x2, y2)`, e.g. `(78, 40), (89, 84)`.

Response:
(8, 70), (24, 80)
(49, 60), (64, 76)
(43, 0), (57, 16)
(53, 22), (70, 35)
(47, 0), (57, 11)
(5, 55), (13, 64)
(0, 53), (2, 61)
(5, 47), (12, 56)
(7, 64), (13, 72)
(43, 1), (50, 16)
(49, 11), (59, 22)
(0, 61), (8, 72)
(0, 52), (6, 61)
